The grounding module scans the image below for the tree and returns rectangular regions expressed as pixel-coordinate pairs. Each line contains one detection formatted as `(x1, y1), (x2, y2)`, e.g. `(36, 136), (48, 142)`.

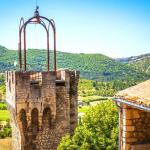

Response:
(58, 101), (118, 150)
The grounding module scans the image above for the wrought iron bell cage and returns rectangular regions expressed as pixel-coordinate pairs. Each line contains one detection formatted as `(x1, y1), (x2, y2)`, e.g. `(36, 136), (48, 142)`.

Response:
(19, 6), (57, 73)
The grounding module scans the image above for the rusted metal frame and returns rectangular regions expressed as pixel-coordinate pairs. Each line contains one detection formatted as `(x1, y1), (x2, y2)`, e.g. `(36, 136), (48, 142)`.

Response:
(19, 29), (22, 71)
(19, 15), (57, 73)
(54, 27), (56, 74)
(19, 18), (25, 71)
(24, 27), (26, 71)
(19, 17), (49, 71)
(24, 21), (48, 71)
(51, 19), (57, 74)
(40, 16), (57, 74)
(47, 28), (50, 71)
(19, 17), (35, 71)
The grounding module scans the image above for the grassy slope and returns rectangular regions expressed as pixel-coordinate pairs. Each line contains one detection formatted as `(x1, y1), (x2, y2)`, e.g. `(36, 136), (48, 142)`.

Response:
(0, 110), (9, 121)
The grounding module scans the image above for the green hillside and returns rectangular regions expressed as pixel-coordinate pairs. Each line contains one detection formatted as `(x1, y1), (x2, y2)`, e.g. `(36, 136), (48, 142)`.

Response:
(117, 53), (150, 75)
(127, 54), (150, 74)
(0, 45), (150, 82)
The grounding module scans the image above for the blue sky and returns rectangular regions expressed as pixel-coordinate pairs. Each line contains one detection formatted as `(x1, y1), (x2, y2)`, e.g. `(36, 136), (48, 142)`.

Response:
(0, 0), (150, 58)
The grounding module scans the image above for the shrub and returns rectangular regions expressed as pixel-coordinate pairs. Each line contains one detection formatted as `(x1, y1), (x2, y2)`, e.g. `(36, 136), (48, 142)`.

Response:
(58, 101), (118, 150)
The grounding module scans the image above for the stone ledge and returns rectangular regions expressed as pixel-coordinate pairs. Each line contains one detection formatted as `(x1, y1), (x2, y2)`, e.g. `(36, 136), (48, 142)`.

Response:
(123, 118), (133, 126)
(131, 144), (150, 150)
(122, 131), (133, 138)
(122, 137), (138, 143)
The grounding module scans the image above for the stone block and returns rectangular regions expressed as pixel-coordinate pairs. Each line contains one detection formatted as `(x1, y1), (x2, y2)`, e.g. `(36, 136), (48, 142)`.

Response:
(131, 144), (150, 150)
(123, 118), (133, 126)
(126, 138), (138, 143)
(122, 143), (131, 150)
(123, 109), (140, 119)
(123, 125), (135, 132)
(122, 131), (133, 138)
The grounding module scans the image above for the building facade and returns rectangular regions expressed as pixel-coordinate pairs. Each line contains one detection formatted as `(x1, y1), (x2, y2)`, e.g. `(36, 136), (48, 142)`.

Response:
(6, 70), (79, 150)
(114, 80), (150, 150)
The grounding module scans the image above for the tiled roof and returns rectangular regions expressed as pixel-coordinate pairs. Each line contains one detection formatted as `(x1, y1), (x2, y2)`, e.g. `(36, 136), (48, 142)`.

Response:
(115, 80), (150, 108)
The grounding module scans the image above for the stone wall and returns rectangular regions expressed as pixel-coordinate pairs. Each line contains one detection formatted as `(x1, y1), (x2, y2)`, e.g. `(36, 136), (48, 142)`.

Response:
(69, 71), (79, 134)
(6, 69), (79, 150)
(119, 104), (150, 150)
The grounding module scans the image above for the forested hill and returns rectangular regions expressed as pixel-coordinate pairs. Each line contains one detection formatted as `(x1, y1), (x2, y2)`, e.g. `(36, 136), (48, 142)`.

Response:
(116, 53), (150, 63)
(0, 45), (150, 82)
(116, 53), (150, 75)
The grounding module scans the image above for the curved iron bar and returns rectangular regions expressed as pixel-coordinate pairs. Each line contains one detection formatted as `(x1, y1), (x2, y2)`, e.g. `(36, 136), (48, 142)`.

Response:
(19, 14), (57, 73)
(39, 18), (47, 31)
(19, 17), (25, 70)
(50, 19), (56, 27)
(40, 16), (57, 73)
(19, 17), (25, 30)
(50, 19), (56, 72)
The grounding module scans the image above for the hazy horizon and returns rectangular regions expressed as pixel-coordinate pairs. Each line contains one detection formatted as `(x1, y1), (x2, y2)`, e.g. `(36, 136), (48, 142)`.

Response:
(0, 0), (150, 58)
(1, 44), (150, 59)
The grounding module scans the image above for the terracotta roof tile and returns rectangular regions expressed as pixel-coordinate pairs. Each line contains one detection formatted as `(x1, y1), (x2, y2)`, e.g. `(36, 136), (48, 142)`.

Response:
(115, 80), (150, 108)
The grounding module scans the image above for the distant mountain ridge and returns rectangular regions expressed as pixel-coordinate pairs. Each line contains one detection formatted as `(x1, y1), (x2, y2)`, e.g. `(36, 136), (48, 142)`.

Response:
(116, 53), (150, 63)
(116, 53), (150, 74)
(0, 45), (150, 82)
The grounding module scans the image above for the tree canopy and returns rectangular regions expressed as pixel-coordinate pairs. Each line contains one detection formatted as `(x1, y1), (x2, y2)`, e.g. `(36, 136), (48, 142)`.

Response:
(58, 101), (118, 150)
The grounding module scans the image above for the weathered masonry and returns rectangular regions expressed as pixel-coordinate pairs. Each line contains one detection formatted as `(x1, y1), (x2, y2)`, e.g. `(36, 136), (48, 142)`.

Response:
(6, 70), (79, 150)
(114, 80), (150, 150)
(6, 7), (79, 150)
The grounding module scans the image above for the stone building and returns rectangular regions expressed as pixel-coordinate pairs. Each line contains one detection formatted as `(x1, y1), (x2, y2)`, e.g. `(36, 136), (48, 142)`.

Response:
(114, 80), (150, 150)
(6, 7), (79, 150)
(6, 70), (79, 150)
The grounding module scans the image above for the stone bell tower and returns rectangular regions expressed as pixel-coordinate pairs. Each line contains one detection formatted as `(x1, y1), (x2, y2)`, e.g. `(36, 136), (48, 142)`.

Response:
(6, 7), (79, 150)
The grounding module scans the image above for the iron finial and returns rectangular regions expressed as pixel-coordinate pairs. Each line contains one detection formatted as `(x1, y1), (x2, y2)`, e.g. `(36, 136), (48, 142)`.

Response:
(34, 6), (39, 17)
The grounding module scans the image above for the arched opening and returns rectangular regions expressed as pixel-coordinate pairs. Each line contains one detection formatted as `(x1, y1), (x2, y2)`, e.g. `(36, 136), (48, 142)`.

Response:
(19, 109), (29, 148)
(19, 109), (27, 133)
(43, 107), (51, 128)
(31, 108), (38, 134)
